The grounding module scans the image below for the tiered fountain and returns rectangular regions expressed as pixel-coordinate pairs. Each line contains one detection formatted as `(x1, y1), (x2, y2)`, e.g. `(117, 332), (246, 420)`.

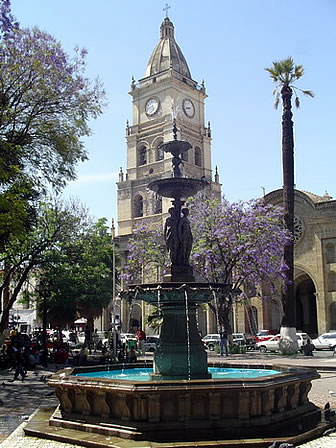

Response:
(29, 126), (322, 447)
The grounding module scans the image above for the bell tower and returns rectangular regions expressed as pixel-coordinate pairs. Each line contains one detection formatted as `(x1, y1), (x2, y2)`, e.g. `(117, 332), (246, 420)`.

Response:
(117, 16), (221, 237)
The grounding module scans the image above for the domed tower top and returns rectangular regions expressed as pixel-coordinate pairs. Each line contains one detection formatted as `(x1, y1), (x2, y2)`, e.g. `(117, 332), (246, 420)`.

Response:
(145, 17), (192, 79)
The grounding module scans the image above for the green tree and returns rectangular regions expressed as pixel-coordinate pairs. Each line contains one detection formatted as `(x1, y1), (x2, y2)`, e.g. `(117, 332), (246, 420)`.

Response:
(0, 197), (89, 332)
(265, 57), (313, 354)
(42, 218), (118, 331)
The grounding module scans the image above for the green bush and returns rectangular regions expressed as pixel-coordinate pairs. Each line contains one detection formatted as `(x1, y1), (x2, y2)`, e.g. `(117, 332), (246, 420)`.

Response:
(229, 344), (247, 354)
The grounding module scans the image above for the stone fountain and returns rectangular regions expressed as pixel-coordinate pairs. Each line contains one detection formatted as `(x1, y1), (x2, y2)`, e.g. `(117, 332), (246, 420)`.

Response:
(27, 125), (322, 447)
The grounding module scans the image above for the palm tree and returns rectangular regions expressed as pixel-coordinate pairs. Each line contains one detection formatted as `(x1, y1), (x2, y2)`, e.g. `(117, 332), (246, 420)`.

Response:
(265, 57), (313, 354)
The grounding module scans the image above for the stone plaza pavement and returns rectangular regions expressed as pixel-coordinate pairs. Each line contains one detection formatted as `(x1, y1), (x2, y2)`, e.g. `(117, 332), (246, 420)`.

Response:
(0, 353), (336, 447)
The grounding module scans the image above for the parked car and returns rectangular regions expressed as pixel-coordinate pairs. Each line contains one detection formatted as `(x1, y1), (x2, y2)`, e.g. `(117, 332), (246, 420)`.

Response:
(202, 333), (256, 351)
(118, 333), (138, 349)
(144, 335), (160, 352)
(312, 332), (336, 350)
(243, 333), (257, 350)
(256, 333), (310, 353)
(62, 331), (81, 348)
(202, 334), (220, 351)
(254, 330), (273, 343)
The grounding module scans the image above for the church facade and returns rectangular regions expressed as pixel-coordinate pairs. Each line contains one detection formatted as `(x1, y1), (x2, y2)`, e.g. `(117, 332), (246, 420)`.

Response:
(115, 16), (335, 340)
(233, 189), (336, 338)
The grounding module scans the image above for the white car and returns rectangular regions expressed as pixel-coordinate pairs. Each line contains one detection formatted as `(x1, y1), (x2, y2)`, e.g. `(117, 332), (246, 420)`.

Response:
(312, 332), (336, 350)
(144, 335), (160, 352)
(202, 334), (220, 351)
(256, 333), (310, 353)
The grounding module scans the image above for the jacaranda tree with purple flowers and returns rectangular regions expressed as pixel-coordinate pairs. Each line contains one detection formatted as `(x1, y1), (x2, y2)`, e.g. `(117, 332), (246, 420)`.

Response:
(187, 193), (291, 334)
(0, 0), (105, 248)
(123, 194), (290, 335)
(122, 220), (168, 285)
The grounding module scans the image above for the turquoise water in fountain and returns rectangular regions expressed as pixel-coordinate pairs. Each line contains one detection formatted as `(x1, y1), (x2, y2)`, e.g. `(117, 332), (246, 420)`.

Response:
(75, 367), (280, 381)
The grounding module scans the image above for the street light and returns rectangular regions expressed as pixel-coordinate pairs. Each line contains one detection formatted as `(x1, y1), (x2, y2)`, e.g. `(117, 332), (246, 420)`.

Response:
(111, 219), (117, 359)
(38, 279), (50, 367)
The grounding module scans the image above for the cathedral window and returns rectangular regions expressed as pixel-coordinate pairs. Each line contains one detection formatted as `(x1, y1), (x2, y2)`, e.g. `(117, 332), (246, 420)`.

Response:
(156, 141), (164, 161)
(326, 243), (336, 264)
(138, 146), (147, 166)
(328, 271), (336, 292)
(134, 195), (143, 217)
(194, 146), (202, 167)
(154, 194), (162, 214)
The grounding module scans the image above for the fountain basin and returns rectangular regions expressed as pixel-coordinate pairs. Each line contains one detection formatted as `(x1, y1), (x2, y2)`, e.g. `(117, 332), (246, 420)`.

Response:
(48, 362), (320, 442)
(122, 283), (231, 381)
(149, 177), (206, 199)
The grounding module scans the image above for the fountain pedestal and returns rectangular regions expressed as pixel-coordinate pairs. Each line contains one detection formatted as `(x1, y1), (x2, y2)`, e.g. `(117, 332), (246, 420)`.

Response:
(163, 265), (195, 282)
(124, 283), (229, 380)
(153, 293), (209, 380)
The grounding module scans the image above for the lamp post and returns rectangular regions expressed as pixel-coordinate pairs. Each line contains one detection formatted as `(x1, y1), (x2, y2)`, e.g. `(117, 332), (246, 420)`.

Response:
(39, 279), (49, 367)
(111, 219), (117, 359)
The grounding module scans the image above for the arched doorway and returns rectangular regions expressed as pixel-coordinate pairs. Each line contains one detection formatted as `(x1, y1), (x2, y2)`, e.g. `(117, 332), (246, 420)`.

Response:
(295, 274), (317, 337)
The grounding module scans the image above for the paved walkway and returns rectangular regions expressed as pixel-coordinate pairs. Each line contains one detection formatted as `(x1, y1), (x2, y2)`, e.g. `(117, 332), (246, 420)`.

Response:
(0, 353), (335, 447)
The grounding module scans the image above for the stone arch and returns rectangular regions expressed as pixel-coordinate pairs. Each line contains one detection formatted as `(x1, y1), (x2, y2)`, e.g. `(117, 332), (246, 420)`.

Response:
(134, 195), (143, 218)
(295, 271), (318, 336)
(194, 146), (202, 167)
(328, 271), (336, 292)
(326, 243), (336, 264)
(138, 145), (147, 166)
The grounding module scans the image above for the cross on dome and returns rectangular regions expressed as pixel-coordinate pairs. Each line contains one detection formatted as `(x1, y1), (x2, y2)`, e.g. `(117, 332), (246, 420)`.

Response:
(163, 3), (171, 18)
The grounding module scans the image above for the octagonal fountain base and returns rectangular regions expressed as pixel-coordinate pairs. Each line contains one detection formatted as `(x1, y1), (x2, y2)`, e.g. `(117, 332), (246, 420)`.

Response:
(45, 362), (321, 443)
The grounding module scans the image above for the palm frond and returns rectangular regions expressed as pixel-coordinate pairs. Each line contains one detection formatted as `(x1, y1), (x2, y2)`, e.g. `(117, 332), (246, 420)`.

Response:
(294, 64), (304, 79)
(302, 90), (314, 98)
(274, 94), (280, 109)
(267, 57), (313, 109)
(265, 67), (279, 82)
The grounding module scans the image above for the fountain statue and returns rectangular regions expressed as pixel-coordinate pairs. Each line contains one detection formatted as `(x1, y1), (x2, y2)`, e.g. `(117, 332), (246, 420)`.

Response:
(36, 125), (322, 446)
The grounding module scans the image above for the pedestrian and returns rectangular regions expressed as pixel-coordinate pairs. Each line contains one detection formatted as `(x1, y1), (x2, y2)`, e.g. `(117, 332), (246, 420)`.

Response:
(118, 349), (126, 362)
(92, 329), (99, 352)
(303, 339), (315, 356)
(219, 326), (229, 357)
(9, 343), (26, 381)
(136, 328), (146, 356)
(84, 327), (92, 353)
(127, 347), (137, 363)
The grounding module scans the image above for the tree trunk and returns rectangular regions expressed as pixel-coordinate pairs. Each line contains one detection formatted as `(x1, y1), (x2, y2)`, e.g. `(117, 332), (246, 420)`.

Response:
(0, 262), (34, 333)
(280, 84), (298, 354)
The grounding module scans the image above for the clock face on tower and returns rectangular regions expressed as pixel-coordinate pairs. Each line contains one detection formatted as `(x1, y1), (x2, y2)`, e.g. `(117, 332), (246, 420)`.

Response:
(183, 98), (195, 118)
(145, 97), (160, 116)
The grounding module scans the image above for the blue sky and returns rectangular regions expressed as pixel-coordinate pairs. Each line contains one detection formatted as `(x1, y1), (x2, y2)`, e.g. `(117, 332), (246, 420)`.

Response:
(11, 0), (336, 229)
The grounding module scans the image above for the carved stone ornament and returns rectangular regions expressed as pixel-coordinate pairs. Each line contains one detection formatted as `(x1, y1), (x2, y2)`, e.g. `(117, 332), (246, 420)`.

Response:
(294, 215), (304, 243)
